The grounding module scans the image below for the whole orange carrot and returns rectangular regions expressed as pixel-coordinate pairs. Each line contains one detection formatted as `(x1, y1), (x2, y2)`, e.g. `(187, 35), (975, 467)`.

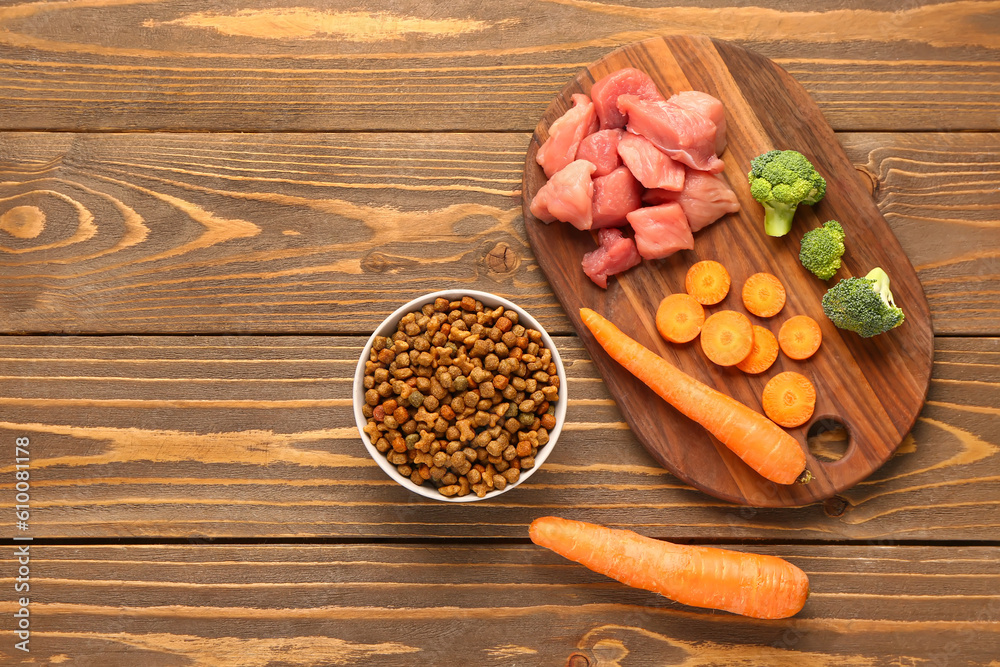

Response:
(580, 307), (806, 484)
(530, 516), (809, 619)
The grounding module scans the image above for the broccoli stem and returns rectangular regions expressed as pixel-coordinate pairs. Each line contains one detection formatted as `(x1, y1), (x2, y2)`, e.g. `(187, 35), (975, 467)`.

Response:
(865, 267), (896, 307)
(763, 203), (796, 237)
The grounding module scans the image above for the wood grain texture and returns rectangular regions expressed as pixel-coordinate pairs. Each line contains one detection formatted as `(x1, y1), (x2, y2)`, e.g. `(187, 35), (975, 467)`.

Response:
(1, 335), (996, 540)
(0, 0), (995, 132)
(522, 35), (933, 505)
(1, 544), (997, 666)
(0, 131), (996, 335)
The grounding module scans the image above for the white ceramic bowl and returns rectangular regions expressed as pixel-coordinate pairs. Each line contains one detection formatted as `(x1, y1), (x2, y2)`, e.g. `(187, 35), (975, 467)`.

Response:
(354, 289), (568, 502)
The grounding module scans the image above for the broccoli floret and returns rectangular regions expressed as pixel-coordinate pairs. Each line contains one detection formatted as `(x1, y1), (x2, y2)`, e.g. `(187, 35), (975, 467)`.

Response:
(822, 268), (905, 337)
(799, 221), (845, 280)
(748, 150), (827, 237)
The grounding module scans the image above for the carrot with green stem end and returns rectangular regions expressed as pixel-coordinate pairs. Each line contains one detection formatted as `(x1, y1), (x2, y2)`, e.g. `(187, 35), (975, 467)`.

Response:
(529, 516), (810, 619)
(580, 307), (806, 484)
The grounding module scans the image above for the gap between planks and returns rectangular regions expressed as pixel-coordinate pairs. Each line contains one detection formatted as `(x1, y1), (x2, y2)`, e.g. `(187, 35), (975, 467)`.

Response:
(4, 537), (1000, 548)
(0, 129), (994, 135)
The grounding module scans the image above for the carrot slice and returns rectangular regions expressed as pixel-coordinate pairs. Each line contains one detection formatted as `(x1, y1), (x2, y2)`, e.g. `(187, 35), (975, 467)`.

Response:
(700, 310), (754, 366)
(656, 293), (706, 343)
(685, 260), (731, 305)
(530, 516), (810, 619)
(742, 272), (786, 318)
(763, 371), (816, 428)
(778, 315), (823, 360)
(736, 326), (780, 374)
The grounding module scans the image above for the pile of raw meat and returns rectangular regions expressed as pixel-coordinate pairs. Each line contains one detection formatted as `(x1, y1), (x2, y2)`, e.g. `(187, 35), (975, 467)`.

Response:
(529, 68), (740, 289)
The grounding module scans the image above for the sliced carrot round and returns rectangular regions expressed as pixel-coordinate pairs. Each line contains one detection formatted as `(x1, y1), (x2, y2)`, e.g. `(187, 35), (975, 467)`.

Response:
(778, 315), (823, 360)
(736, 326), (780, 374)
(685, 260), (731, 305)
(742, 272), (786, 318)
(700, 310), (753, 366)
(656, 293), (706, 344)
(763, 371), (816, 428)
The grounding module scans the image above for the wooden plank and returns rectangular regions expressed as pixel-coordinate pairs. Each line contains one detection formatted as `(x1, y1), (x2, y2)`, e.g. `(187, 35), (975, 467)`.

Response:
(0, 1), (994, 132)
(1, 335), (996, 541)
(2, 544), (997, 665)
(1, 132), (996, 335)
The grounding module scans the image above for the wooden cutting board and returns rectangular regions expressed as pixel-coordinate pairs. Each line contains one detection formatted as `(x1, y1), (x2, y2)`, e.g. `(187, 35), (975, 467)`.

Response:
(521, 35), (934, 507)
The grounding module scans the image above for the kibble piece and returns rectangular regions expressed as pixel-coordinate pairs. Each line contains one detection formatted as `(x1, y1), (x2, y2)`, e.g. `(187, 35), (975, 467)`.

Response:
(463, 391), (479, 408)
(503, 468), (520, 484)
(493, 475), (508, 491)
(439, 484), (461, 497)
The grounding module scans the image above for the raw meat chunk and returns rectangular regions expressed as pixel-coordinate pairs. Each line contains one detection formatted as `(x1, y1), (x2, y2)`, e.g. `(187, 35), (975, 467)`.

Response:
(590, 68), (663, 130)
(581, 227), (642, 288)
(529, 159), (597, 230)
(536, 94), (599, 178)
(576, 129), (625, 177)
(616, 132), (685, 191)
(592, 166), (643, 228)
(617, 95), (724, 173)
(668, 90), (727, 154)
(626, 202), (694, 260)
(643, 169), (740, 232)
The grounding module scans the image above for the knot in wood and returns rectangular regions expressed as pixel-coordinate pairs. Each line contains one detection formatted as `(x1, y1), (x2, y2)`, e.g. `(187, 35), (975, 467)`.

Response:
(565, 654), (590, 667)
(823, 495), (849, 517)
(484, 242), (519, 274)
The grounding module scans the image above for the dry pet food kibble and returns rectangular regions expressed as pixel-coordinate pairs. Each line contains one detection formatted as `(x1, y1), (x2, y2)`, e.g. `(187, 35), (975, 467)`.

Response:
(362, 297), (560, 498)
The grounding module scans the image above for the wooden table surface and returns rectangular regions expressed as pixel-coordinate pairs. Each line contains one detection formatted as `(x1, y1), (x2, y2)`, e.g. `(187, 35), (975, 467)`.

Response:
(1, 1), (998, 664)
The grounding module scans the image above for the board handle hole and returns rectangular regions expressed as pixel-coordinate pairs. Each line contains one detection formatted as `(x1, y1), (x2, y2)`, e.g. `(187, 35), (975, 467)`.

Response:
(807, 418), (850, 462)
